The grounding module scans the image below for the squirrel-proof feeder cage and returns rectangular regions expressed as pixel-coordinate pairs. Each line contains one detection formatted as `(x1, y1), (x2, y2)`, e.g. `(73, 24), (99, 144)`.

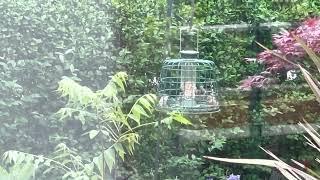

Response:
(157, 28), (220, 114)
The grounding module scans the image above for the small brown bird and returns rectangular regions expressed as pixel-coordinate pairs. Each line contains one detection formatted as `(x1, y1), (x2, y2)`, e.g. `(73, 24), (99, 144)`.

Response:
(207, 95), (219, 106)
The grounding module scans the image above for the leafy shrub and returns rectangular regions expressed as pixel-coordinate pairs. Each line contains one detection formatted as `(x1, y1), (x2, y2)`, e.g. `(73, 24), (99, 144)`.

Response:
(0, 0), (115, 155)
(2, 72), (191, 179)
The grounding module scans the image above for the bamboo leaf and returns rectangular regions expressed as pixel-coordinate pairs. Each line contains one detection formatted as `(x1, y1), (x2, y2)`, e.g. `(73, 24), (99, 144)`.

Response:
(204, 150), (318, 180)
(256, 41), (298, 67)
(277, 166), (299, 180)
(97, 72), (127, 99)
(299, 121), (320, 149)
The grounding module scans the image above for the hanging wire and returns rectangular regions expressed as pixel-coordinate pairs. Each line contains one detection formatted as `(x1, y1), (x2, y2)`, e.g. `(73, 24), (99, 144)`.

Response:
(165, 0), (173, 58)
(189, 0), (195, 30)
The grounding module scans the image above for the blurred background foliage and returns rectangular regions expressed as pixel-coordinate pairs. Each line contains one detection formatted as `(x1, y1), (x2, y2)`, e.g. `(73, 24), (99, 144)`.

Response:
(0, 0), (319, 179)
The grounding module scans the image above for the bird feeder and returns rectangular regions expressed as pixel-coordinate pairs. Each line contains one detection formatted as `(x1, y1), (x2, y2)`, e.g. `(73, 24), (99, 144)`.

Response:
(157, 27), (220, 114)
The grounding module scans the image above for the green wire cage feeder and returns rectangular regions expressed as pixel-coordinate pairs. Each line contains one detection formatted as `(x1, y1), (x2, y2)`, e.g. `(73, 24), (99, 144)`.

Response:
(157, 27), (220, 114)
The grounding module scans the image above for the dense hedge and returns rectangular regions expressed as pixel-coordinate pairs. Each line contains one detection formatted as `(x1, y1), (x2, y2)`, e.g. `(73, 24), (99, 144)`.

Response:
(0, 0), (115, 154)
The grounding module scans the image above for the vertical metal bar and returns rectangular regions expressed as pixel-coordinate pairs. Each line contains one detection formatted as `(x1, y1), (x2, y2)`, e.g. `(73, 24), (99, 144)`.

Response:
(166, 0), (173, 58)
(154, 116), (161, 180)
(196, 28), (199, 56)
(248, 87), (263, 137)
(189, 0), (195, 30)
(155, 1), (173, 178)
(180, 28), (182, 55)
(248, 0), (264, 139)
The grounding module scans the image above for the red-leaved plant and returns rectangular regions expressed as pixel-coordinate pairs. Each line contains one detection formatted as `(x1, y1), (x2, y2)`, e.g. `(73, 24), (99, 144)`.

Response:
(240, 17), (320, 90)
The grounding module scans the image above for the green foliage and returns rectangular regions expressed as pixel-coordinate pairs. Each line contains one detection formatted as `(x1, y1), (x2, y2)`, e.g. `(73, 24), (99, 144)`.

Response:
(111, 0), (168, 93)
(196, 0), (320, 24)
(1, 0), (319, 179)
(56, 72), (158, 178)
(0, 163), (35, 180)
(128, 126), (229, 179)
(1, 72), (191, 179)
(199, 32), (260, 87)
(0, 0), (114, 155)
(160, 155), (203, 179)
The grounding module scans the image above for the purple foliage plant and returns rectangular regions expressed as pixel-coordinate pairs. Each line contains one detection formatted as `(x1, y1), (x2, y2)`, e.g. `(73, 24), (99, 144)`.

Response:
(240, 17), (320, 90)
